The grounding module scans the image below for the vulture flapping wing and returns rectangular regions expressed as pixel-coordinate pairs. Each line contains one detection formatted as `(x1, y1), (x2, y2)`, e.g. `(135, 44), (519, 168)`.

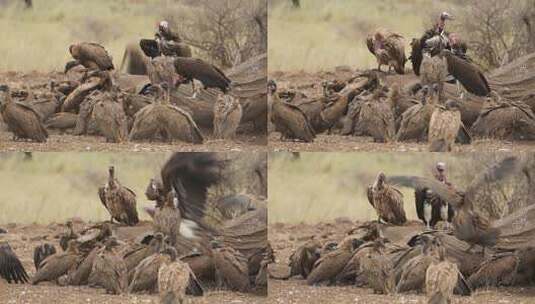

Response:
(139, 39), (161, 59)
(0, 242), (29, 283)
(71, 43), (114, 71)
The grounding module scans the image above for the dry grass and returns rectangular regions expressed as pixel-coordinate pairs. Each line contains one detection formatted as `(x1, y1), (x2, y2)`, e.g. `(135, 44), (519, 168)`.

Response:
(268, 0), (457, 72)
(0, 152), (169, 224)
(0, 0), (197, 72)
(268, 152), (480, 224)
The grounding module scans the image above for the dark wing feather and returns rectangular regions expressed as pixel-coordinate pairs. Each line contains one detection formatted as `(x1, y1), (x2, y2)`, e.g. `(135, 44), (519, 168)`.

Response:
(139, 39), (161, 58)
(454, 272), (472, 296)
(442, 51), (490, 96)
(387, 176), (463, 207)
(366, 35), (376, 55)
(410, 39), (423, 76)
(0, 245), (29, 283)
(414, 188), (426, 222)
(98, 187), (109, 210)
(367, 185), (374, 208)
(210, 64), (232, 85)
(185, 273), (204, 296)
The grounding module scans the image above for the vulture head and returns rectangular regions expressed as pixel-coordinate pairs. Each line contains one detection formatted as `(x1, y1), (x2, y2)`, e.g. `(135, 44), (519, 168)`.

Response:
(161, 246), (178, 262)
(64, 60), (80, 73)
(425, 189), (434, 199)
(159, 20), (170, 34)
(440, 12), (454, 21)
(268, 80), (277, 95)
(373, 172), (387, 191)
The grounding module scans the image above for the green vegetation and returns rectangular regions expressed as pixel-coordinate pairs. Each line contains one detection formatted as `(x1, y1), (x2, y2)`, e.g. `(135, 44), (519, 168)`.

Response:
(268, 152), (476, 224)
(268, 0), (454, 72)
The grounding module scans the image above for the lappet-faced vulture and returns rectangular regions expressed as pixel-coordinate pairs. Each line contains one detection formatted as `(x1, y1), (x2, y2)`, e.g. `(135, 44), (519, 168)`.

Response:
(65, 42), (114, 73)
(366, 29), (406, 74)
(0, 242), (29, 284)
(367, 172), (407, 225)
(98, 166), (139, 226)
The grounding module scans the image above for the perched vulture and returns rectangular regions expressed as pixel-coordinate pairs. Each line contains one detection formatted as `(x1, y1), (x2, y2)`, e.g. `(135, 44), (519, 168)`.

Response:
(44, 112), (78, 133)
(358, 239), (395, 294)
(0, 242), (29, 284)
(59, 221), (78, 251)
(415, 189), (454, 229)
(158, 247), (204, 303)
(128, 251), (171, 293)
(367, 172), (407, 225)
(98, 166), (139, 226)
(428, 99), (463, 152)
(288, 240), (322, 279)
(396, 86), (436, 142)
(388, 156), (521, 252)
(0, 85), (48, 142)
(420, 49), (448, 94)
(306, 237), (360, 285)
(366, 29), (406, 74)
(124, 233), (165, 274)
(145, 178), (165, 208)
(468, 252), (519, 289)
(92, 96), (129, 143)
(353, 91), (396, 142)
(139, 38), (192, 58)
(396, 237), (438, 293)
(65, 42), (114, 73)
(153, 190), (183, 245)
(213, 94), (242, 139)
(88, 238), (128, 295)
(66, 245), (100, 286)
(269, 80), (316, 142)
(33, 243), (56, 271)
(32, 240), (80, 285)
(211, 240), (250, 292)
(172, 57), (232, 94)
(425, 242), (463, 304)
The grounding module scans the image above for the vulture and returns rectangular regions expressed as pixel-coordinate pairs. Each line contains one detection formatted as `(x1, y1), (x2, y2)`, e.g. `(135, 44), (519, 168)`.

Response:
(33, 243), (56, 271)
(173, 57), (232, 94)
(139, 38), (192, 58)
(388, 156), (521, 253)
(211, 240), (250, 292)
(468, 252), (519, 289)
(92, 97), (129, 143)
(428, 99), (463, 152)
(358, 239), (395, 294)
(32, 240), (80, 285)
(288, 240), (322, 279)
(213, 94), (242, 140)
(306, 237), (360, 285)
(66, 245), (100, 286)
(44, 112), (78, 133)
(366, 29), (406, 74)
(98, 166), (139, 226)
(352, 91), (396, 142)
(145, 178), (165, 208)
(396, 86), (436, 142)
(145, 56), (182, 93)
(153, 190), (183, 245)
(128, 250), (171, 293)
(269, 80), (316, 142)
(425, 241), (462, 304)
(0, 242), (29, 284)
(65, 42), (114, 73)
(335, 241), (377, 284)
(124, 233), (165, 274)
(59, 221), (78, 251)
(0, 84), (48, 142)
(367, 172), (407, 225)
(88, 238), (128, 295)
(396, 237), (439, 293)
(415, 189), (454, 229)
(158, 247), (204, 303)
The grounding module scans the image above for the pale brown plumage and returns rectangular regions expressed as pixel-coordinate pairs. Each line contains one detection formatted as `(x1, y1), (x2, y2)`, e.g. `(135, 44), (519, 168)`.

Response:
(0, 85), (48, 142)
(153, 191), (182, 245)
(145, 178), (165, 208)
(366, 29), (406, 74)
(397, 85), (439, 142)
(128, 252), (171, 293)
(44, 112), (77, 132)
(59, 221), (78, 251)
(425, 244), (459, 304)
(428, 100), (462, 152)
(353, 91), (396, 142)
(396, 237), (438, 293)
(124, 233), (165, 274)
(213, 94), (242, 139)
(269, 80), (315, 142)
(88, 238), (128, 294)
(359, 239), (395, 294)
(306, 237), (359, 285)
(289, 239), (322, 279)
(67, 42), (114, 72)
(92, 96), (128, 143)
(367, 172), (407, 225)
(158, 247), (204, 303)
(420, 52), (448, 94)
(32, 240), (80, 285)
(66, 245), (100, 286)
(211, 241), (250, 292)
(98, 166), (139, 226)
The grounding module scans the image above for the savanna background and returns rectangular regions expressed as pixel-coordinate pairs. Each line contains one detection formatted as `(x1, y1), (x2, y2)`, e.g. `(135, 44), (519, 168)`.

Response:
(268, 152), (515, 224)
(0, 152), (266, 225)
(0, 0), (266, 72)
(268, 0), (535, 72)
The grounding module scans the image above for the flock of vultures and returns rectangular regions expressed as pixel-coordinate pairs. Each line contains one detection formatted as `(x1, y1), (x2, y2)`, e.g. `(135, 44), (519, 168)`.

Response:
(0, 21), (267, 145)
(0, 153), (269, 303)
(268, 12), (535, 151)
(270, 156), (535, 303)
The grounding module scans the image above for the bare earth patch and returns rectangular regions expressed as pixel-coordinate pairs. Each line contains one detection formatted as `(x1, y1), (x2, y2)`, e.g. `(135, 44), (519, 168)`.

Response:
(268, 221), (535, 304)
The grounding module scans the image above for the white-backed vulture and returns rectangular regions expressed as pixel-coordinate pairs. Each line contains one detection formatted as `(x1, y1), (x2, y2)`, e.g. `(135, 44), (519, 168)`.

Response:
(306, 237), (360, 285)
(158, 247), (204, 302)
(425, 242), (461, 304)
(359, 239), (395, 294)
(366, 29), (406, 74)
(211, 240), (250, 292)
(468, 252), (519, 289)
(98, 166), (139, 226)
(33, 243), (56, 271)
(396, 237), (438, 293)
(428, 99), (463, 152)
(88, 238), (128, 294)
(66, 42), (114, 73)
(367, 172), (407, 225)
(213, 94), (242, 139)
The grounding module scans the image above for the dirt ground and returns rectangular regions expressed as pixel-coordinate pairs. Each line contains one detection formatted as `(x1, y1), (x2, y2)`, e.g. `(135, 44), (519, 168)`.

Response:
(269, 69), (535, 152)
(268, 220), (535, 304)
(0, 222), (268, 304)
(0, 71), (267, 152)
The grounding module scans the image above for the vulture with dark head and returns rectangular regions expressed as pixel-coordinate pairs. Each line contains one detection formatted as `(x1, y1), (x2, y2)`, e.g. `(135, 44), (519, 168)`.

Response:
(388, 156), (521, 253)
(428, 99), (463, 152)
(269, 80), (316, 142)
(98, 166), (139, 226)
(213, 94), (242, 140)
(366, 29), (406, 74)
(145, 178), (165, 208)
(367, 172), (407, 225)
(0, 84), (48, 142)
(65, 42), (114, 73)
(0, 242), (29, 284)
(139, 38), (192, 58)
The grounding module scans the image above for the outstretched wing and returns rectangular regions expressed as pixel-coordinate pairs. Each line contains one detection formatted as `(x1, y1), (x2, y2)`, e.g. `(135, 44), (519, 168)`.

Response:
(442, 50), (490, 96)
(0, 244), (29, 283)
(387, 175), (462, 207)
(139, 39), (161, 58)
